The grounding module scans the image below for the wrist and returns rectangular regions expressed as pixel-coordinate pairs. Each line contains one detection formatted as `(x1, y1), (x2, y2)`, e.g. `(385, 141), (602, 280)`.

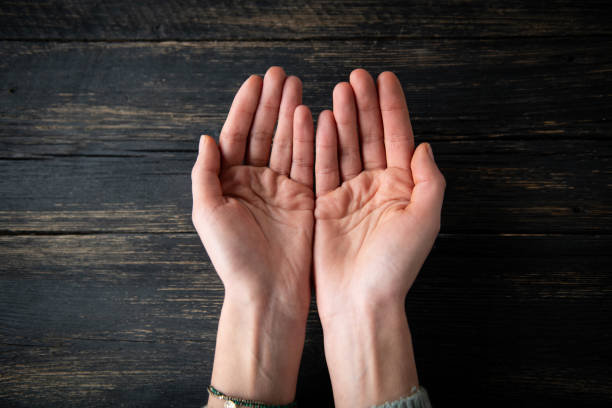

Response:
(320, 299), (419, 408)
(318, 287), (406, 328)
(221, 265), (312, 322)
(208, 291), (308, 406)
(222, 290), (309, 338)
(224, 280), (310, 323)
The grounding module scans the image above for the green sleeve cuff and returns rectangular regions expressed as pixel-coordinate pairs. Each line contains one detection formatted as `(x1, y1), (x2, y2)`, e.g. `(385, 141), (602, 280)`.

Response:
(372, 386), (432, 408)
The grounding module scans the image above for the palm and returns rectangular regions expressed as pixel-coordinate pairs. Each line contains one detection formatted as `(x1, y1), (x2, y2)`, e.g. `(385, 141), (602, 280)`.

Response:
(191, 69), (315, 312)
(312, 70), (445, 319)
(205, 165), (314, 297)
(315, 168), (433, 306)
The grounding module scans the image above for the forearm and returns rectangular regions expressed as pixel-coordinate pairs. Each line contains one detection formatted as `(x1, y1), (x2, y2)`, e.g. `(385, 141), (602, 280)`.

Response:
(208, 291), (308, 407)
(321, 300), (419, 408)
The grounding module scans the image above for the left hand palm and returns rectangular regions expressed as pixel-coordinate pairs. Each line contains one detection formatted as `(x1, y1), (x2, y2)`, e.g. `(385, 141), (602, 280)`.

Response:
(196, 165), (313, 309)
(191, 68), (315, 313)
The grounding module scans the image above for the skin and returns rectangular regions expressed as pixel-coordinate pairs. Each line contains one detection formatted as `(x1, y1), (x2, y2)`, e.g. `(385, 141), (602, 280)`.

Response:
(191, 67), (445, 407)
(191, 67), (314, 406)
(314, 69), (446, 407)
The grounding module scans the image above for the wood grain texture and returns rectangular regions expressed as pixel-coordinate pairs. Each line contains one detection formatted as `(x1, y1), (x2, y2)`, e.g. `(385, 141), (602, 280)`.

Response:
(1, 234), (610, 407)
(2, 39), (610, 147)
(0, 0), (611, 40)
(0, 40), (610, 235)
(1, 1), (612, 407)
(0, 139), (610, 235)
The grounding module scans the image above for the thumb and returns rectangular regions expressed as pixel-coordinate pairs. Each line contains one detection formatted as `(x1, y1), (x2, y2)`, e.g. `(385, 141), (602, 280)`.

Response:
(191, 135), (224, 217)
(409, 143), (446, 219)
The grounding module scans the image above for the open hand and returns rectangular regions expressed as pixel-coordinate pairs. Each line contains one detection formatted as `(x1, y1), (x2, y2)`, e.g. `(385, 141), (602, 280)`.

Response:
(192, 67), (315, 315)
(192, 67), (315, 406)
(314, 69), (445, 319)
(313, 69), (445, 407)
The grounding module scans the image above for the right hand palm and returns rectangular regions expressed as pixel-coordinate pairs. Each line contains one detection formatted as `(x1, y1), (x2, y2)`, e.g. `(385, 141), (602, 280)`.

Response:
(315, 167), (440, 315)
(313, 70), (445, 319)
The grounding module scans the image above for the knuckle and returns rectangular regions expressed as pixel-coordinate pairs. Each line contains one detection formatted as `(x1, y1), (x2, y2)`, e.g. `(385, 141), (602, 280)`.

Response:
(270, 164), (289, 175)
(191, 164), (200, 181)
(385, 132), (410, 144)
(335, 117), (355, 127)
(342, 169), (360, 179)
(339, 145), (360, 158)
(249, 157), (268, 166)
(316, 166), (338, 175)
(250, 129), (273, 142)
(272, 138), (292, 151)
(261, 100), (280, 111)
(362, 158), (385, 168)
(433, 172), (446, 191)
(360, 133), (383, 145)
(220, 128), (244, 144)
(278, 109), (294, 120)
(294, 134), (313, 144)
(439, 173), (447, 190)
(380, 103), (404, 113)
(191, 208), (201, 227)
(356, 100), (380, 113)
(292, 156), (312, 168)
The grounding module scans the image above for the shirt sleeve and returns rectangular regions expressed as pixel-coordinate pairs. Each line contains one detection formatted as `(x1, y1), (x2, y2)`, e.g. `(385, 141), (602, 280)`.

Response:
(372, 386), (432, 408)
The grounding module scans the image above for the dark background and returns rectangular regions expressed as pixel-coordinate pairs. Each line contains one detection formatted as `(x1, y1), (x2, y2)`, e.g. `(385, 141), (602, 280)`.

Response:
(1, 1), (611, 407)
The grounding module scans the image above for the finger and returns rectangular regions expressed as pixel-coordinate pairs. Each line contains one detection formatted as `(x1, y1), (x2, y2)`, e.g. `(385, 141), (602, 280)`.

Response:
(349, 69), (386, 170)
(192, 135), (224, 218)
(290, 105), (314, 188)
(219, 74), (263, 168)
(333, 82), (362, 181)
(410, 143), (445, 220)
(378, 71), (414, 170)
(269, 75), (302, 175)
(246, 66), (287, 166)
(315, 110), (340, 197)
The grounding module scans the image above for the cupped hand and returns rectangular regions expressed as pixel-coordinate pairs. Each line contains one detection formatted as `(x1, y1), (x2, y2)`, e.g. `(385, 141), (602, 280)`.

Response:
(191, 67), (315, 316)
(313, 69), (446, 407)
(313, 69), (446, 320)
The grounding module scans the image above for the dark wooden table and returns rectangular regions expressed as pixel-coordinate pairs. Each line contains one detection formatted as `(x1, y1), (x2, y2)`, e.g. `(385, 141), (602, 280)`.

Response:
(1, 1), (611, 407)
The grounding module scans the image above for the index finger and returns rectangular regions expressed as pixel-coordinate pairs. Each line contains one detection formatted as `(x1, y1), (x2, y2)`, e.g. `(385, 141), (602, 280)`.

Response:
(377, 71), (414, 170)
(219, 74), (263, 168)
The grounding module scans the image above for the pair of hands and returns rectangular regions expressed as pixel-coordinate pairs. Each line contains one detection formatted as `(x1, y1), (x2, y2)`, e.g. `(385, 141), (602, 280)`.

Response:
(192, 67), (445, 408)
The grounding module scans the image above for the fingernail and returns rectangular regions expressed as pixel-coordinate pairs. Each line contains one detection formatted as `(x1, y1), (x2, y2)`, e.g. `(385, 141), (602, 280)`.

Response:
(426, 143), (435, 160)
(199, 135), (207, 151)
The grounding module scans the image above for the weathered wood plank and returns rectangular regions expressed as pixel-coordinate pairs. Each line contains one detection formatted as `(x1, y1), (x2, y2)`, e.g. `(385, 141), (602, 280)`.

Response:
(1, 40), (610, 233)
(1, 11), (611, 408)
(1, 39), (610, 154)
(0, 0), (610, 40)
(0, 340), (216, 407)
(1, 234), (610, 406)
(0, 138), (610, 234)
